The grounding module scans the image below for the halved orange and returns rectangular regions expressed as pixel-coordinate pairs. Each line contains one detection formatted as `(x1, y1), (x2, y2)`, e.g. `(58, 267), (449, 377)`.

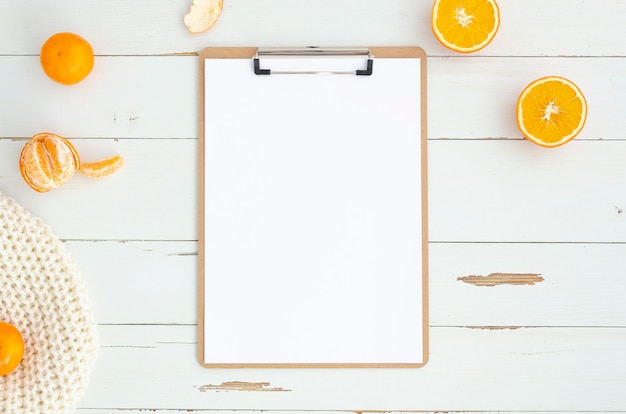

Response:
(516, 76), (588, 148)
(80, 155), (124, 179)
(20, 132), (80, 192)
(432, 0), (500, 53)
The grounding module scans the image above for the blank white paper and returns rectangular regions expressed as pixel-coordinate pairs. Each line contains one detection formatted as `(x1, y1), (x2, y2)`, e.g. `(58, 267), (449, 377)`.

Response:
(203, 55), (424, 365)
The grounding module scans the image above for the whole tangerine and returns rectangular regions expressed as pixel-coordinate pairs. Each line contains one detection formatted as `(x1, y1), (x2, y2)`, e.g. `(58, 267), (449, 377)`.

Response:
(0, 321), (25, 376)
(40, 32), (94, 85)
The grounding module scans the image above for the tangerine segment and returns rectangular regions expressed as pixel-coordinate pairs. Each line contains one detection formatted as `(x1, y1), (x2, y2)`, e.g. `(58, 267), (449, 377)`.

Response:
(516, 76), (588, 148)
(40, 32), (94, 85)
(80, 155), (124, 179)
(20, 133), (80, 192)
(0, 322), (24, 376)
(432, 0), (500, 53)
(184, 0), (223, 34)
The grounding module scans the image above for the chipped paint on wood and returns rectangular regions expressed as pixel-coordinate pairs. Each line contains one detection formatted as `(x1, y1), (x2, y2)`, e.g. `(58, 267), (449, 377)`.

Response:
(467, 326), (521, 330)
(196, 381), (291, 392)
(458, 272), (544, 286)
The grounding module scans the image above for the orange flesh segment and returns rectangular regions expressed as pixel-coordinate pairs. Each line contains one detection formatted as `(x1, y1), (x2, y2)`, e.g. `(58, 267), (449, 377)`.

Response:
(80, 155), (124, 179)
(43, 135), (79, 182)
(22, 140), (55, 192)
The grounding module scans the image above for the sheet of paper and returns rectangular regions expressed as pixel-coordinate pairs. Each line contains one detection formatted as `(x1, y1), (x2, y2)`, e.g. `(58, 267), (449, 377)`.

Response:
(202, 56), (425, 365)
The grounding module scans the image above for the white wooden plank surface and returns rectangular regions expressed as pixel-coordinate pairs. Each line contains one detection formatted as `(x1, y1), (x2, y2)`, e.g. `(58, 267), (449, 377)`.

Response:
(0, 139), (197, 240)
(428, 57), (626, 140)
(2, 0), (626, 413)
(75, 413), (626, 414)
(2, 139), (626, 242)
(74, 412), (626, 414)
(67, 241), (198, 325)
(70, 241), (626, 328)
(74, 413), (626, 414)
(0, 0), (625, 57)
(0, 56), (197, 139)
(429, 140), (626, 243)
(77, 325), (626, 412)
(1, 56), (625, 140)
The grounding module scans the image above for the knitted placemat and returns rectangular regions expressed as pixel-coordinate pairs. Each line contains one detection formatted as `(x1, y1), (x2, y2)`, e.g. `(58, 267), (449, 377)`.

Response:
(0, 191), (98, 413)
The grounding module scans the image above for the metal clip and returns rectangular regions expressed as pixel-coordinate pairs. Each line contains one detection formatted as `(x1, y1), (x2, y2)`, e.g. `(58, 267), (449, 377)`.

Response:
(253, 47), (373, 76)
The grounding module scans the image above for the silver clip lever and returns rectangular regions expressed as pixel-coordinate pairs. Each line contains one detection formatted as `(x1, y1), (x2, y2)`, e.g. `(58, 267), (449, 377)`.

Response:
(253, 48), (373, 76)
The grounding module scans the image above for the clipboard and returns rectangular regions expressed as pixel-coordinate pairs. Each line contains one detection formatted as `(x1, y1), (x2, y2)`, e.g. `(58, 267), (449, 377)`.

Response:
(198, 46), (428, 368)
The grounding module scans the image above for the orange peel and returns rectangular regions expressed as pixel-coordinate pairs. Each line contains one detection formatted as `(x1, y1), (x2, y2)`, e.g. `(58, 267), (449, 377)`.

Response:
(184, 0), (223, 34)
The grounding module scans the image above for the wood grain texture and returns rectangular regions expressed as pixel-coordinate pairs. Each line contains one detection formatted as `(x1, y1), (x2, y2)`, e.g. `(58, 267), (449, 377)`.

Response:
(0, 0), (625, 56)
(428, 140), (626, 243)
(3, 139), (626, 242)
(0, 139), (197, 240)
(0, 56), (197, 139)
(2, 0), (626, 412)
(78, 325), (626, 412)
(70, 241), (626, 328)
(1, 56), (625, 140)
(74, 412), (626, 414)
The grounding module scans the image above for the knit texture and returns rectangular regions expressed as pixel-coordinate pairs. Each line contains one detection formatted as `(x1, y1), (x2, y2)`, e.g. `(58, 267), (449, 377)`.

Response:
(0, 191), (98, 413)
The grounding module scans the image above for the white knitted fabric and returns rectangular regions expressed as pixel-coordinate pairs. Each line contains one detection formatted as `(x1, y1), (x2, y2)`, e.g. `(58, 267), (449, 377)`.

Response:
(0, 191), (98, 413)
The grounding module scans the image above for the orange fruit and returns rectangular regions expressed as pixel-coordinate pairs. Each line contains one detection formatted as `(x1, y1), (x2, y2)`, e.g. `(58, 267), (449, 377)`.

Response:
(40, 32), (94, 85)
(0, 322), (24, 376)
(20, 132), (81, 192)
(432, 0), (500, 53)
(516, 76), (588, 148)
(80, 155), (124, 179)
(184, 0), (224, 34)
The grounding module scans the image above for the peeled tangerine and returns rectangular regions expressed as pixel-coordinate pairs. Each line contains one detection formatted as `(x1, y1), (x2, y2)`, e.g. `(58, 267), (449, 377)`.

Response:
(184, 0), (223, 34)
(20, 132), (124, 192)
(20, 132), (80, 192)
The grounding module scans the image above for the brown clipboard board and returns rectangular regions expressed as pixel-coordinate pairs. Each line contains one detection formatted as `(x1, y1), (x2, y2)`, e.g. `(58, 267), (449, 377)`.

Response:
(198, 46), (428, 368)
